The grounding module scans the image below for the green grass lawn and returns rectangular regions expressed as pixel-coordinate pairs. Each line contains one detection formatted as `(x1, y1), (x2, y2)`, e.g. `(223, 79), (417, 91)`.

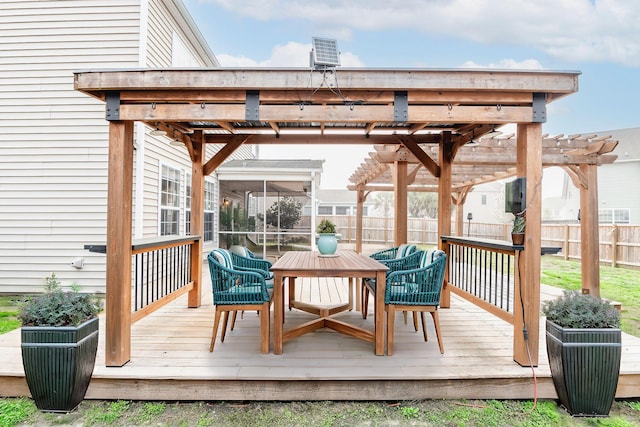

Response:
(541, 257), (640, 337)
(0, 296), (20, 334)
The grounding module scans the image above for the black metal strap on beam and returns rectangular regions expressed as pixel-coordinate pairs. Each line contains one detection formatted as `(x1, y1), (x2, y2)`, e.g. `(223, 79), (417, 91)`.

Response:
(246, 90), (260, 121)
(532, 92), (546, 123)
(394, 91), (408, 122)
(105, 91), (120, 121)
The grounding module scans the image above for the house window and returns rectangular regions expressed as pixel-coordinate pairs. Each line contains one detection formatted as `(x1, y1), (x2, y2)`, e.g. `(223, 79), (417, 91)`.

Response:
(599, 208), (630, 224)
(160, 165), (180, 235)
(185, 173), (191, 235)
(203, 180), (216, 242)
(481, 194), (487, 205)
(336, 206), (350, 215)
(318, 206), (332, 215)
(614, 209), (630, 224)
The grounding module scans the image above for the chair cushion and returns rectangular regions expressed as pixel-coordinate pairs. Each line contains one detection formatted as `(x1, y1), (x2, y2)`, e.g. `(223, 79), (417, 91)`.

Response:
(211, 249), (233, 269)
(364, 277), (376, 294)
(396, 244), (416, 259)
(389, 282), (419, 295)
(420, 249), (445, 268)
(229, 245), (248, 257)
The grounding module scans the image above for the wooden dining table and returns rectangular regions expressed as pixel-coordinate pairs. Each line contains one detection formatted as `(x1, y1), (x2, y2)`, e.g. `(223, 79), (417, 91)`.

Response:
(271, 250), (388, 355)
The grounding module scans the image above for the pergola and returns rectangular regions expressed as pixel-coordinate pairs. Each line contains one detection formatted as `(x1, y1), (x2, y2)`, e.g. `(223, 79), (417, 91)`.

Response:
(348, 132), (617, 240)
(74, 67), (616, 367)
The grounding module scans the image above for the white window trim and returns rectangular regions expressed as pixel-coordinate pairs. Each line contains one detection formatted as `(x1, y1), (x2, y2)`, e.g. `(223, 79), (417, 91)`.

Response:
(158, 162), (182, 236)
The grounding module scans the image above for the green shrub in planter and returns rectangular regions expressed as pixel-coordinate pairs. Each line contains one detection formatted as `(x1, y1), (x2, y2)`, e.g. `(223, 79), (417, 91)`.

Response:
(542, 290), (621, 417)
(18, 273), (102, 413)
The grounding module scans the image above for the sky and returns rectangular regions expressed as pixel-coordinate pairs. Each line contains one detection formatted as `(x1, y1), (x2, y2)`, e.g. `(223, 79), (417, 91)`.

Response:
(183, 0), (640, 189)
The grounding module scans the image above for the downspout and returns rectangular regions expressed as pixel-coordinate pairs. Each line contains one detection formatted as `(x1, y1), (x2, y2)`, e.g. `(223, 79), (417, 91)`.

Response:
(134, 0), (149, 238)
(311, 172), (317, 251)
(262, 179), (267, 258)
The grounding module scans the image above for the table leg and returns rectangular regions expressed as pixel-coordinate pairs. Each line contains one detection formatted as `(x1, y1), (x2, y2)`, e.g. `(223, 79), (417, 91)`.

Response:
(288, 276), (296, 310)
(374, 270), (386, 355)
(273, 271), (284, 354)
(348, 277), (354, 310)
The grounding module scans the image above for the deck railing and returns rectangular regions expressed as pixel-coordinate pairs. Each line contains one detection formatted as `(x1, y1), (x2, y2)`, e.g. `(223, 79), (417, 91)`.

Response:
(129, 236), (199, 322)
(441, 236), (520, 324)
(86, 236), (200, 323)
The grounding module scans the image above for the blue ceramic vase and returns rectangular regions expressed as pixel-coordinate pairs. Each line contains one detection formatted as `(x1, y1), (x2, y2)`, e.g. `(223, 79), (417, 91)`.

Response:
(317, 234), (337, 255)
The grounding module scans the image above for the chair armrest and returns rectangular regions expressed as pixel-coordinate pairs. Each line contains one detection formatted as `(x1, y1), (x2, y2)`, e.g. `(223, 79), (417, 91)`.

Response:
(370, 247), (397, 261)
(382, 250), (423, 272)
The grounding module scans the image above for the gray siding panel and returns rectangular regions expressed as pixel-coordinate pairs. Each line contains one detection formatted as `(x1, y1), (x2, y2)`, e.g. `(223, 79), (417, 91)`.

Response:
(0, 0), (141, 292)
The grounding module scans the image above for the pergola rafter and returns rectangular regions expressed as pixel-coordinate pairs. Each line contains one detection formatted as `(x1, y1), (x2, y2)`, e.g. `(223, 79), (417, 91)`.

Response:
(349, 133), (618, 193)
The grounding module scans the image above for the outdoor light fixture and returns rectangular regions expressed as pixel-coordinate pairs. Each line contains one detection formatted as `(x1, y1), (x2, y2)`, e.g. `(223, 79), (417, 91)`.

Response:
(467, 212), (473, 237)
(149, 125), (167, 136)
(485, 126), (503, 138)
(169, 138), (183, 146)
(222, 198), (230, 206)
(466, 130), (479, 147)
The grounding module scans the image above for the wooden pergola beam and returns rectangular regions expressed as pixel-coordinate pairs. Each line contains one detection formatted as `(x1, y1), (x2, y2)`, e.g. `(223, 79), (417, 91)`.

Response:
(203, 135), (252, 176)
(119, 103), (534, 124)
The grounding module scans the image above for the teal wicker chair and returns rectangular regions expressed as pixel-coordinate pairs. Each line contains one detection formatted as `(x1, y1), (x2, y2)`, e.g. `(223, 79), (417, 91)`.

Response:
(228, 248), (276, 325)
(361, 249), (423, 319)
(369, 244), (417, 262)
(361, 244), (418, 317)
(207, 249), (273, 353)
(385, 251), (447, 355)
(229, 251), (274, 283)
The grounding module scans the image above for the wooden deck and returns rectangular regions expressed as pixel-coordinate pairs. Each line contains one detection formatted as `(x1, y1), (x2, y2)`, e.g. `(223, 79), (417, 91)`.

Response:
(2, 265), (640, 401)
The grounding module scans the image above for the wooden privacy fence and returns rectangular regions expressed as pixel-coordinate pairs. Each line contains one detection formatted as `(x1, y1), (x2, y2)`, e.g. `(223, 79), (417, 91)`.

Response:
(319, 216), (640, 269)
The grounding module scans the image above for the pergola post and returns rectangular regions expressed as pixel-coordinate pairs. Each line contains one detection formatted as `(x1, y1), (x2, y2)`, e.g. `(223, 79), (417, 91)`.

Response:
(452, 188), (470, 237)
(188, 131), (204, 308)
(105, 120), (134, 367)
(512, 123), (542, 367)
(393, 161), (408, 245)
(355, 187), (365, 254)
(438, 132), (453, 308)
(579, 164), (600, 297)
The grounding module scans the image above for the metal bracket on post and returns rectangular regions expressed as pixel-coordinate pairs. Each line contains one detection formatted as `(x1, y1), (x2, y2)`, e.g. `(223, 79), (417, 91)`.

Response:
(532, 92), (546, 123)
(105, 91), (120, 121)
(394, 91), (408, 122)
(246, 90), (260, 122)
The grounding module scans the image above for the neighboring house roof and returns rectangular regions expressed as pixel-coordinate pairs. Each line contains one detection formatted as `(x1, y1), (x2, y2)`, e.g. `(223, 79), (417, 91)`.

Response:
(316, 189), (364, 204)
(217, 159), (324, 195)
(221, 159), (324, 171)
(590, 127), (640, 161)
(165, 0), (219, 67)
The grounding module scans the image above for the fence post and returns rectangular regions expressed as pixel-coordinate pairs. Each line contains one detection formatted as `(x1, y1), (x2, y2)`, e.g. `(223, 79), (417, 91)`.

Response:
(563, 225), (569, 260)
(611, 224), (618, 268)
(384, 216), (389, 245)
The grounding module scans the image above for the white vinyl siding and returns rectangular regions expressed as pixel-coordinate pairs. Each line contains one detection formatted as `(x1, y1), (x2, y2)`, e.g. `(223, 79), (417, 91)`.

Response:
(0, 0), (141, 292)
(0, 0), (248, 292)
(598, 161), (640, 225)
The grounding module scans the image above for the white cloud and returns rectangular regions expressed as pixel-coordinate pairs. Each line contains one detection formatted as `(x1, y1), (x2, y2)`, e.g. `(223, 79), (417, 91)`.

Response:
(204, 0), (640, 67)
(461, 59), (544, 70)
(217, 41), (364, 67)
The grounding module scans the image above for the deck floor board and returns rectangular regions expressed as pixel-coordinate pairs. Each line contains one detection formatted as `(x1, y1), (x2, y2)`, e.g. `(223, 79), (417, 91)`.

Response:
(2, 262), (639, 401)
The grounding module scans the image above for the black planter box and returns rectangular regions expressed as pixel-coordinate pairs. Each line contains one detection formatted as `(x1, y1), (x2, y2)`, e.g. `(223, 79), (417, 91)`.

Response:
(21, 317), (99, 412)
(545, 319), (621, 416)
